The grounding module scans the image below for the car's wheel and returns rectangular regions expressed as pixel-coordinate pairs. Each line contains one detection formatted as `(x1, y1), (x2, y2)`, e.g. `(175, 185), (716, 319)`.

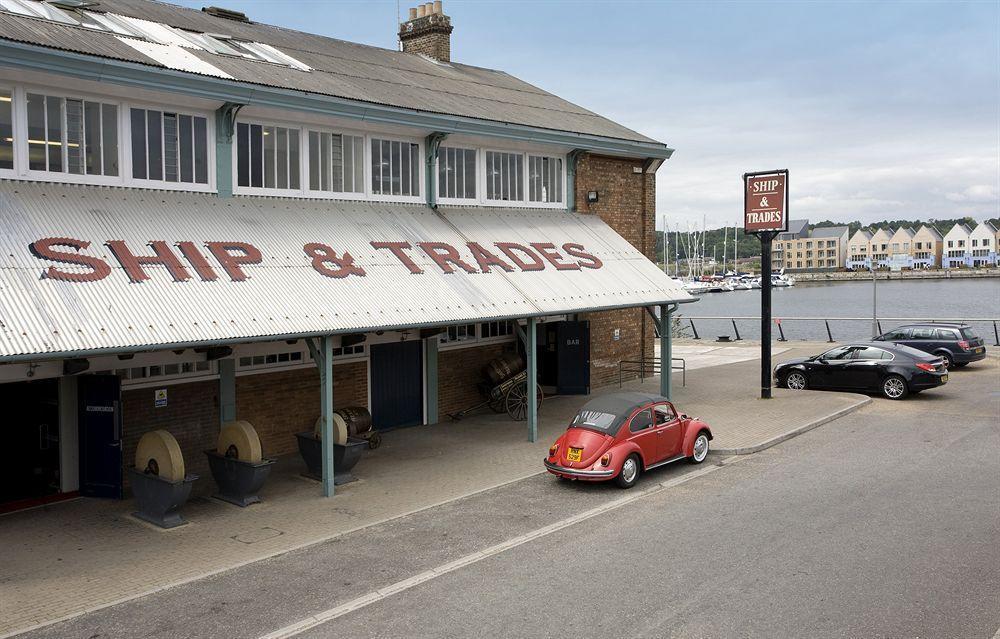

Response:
(785, 371), (808, 390)
(882, 375), (909, 400)
(615, 454), (640, 489)
(937, 352), (954, 369)
(688, 430), (710, 464)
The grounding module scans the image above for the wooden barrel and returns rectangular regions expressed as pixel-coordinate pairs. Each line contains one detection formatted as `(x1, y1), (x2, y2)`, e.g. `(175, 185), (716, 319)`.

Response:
(336, 406), (373, 437)
(484, 352), (524, 385)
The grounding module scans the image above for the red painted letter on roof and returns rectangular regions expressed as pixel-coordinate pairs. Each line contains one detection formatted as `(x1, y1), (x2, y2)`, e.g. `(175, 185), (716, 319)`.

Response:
(29, 237), (111, 283)
(205, 242), (263, 282)
(106, 240), (191, 283)
(304, 243), (366, 278)
(371, 241), (423, 274)
(495, 242), (545, 272)
(531, 242), (580, 271)
(562, 243), (603, 269)
(418, 242), (478, 274)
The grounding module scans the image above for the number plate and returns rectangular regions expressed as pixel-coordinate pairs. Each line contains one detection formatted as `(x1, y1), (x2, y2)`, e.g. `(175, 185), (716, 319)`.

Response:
(567, 447), (582, 462)
(941, 374), (948, 383)
(975, 347), (984, 354)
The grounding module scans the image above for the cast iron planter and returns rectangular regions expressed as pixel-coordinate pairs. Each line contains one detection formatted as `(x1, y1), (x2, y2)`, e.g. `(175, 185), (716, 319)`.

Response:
(128, 467), (198, 529)
(295, 432), (367, 485)
(204, 451), (276, 507)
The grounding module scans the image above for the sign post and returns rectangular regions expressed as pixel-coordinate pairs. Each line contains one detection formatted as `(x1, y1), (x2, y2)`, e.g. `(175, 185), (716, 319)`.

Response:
(743, 169), (789, 399)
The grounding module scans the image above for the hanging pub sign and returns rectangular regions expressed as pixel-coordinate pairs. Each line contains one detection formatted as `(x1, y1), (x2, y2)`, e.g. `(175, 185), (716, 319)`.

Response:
(743, 169), (789, 234)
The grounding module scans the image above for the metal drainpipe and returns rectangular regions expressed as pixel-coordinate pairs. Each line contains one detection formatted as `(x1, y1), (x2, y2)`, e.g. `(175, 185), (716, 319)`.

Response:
(566, 149), (586, 212)
(425, 132), (448, 208)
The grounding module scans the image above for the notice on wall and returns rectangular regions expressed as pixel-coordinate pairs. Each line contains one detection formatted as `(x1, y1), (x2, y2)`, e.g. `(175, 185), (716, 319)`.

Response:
(154, 388), (168, 408)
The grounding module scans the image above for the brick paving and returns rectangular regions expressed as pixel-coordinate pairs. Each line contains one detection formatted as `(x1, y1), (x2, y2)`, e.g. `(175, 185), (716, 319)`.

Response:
(0, 344), (871, 638)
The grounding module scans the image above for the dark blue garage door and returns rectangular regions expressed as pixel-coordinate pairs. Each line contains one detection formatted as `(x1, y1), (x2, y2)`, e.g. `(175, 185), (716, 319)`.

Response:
(370, 341), (423, 430)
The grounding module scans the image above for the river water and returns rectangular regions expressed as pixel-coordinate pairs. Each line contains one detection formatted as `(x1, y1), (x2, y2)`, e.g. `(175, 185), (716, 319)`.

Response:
(676, 278), (1000, 343)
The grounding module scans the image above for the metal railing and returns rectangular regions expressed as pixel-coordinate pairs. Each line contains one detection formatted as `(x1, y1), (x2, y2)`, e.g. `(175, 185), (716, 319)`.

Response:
(680, 316), (1000, 345)
(618, 357), (686, 388)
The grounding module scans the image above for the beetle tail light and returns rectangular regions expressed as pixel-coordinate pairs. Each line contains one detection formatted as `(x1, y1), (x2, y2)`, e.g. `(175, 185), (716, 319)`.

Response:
(915, 362), (935, 372)
(958, 340), (970, 351)
(600, 453), (611, 467)
(549, 445), (558, 457)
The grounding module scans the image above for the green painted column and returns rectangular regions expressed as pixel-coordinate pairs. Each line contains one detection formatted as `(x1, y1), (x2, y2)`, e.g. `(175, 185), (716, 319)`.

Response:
(215, 103), (242, 198)
(566, 149), (585, 212)
(219, 358), (236, 426)
(526, 317), (538, 442)
(660, 304), (673, 399)
(320, 336), (335, 497)
(425, 335), (439, 424)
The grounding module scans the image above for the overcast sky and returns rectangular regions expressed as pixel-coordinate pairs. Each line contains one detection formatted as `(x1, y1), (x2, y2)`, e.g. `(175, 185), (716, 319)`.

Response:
(176, 0), (999, 230)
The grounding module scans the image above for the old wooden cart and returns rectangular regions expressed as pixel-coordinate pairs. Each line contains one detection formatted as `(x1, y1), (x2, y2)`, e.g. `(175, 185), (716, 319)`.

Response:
(449, 368), (543, 421)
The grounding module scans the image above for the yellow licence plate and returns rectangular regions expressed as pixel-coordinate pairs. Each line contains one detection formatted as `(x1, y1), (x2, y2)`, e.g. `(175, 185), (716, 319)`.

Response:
(941, 374), (948, 383)
(567, 447), (582, 462)
(976, 347), (984, 354)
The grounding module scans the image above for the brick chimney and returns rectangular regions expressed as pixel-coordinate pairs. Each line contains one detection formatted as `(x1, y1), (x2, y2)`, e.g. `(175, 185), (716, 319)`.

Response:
(399, 1), (453, 63)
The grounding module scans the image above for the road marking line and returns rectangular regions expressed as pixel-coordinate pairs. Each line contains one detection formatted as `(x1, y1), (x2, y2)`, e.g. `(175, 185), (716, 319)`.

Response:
(260, 457), (743, 639)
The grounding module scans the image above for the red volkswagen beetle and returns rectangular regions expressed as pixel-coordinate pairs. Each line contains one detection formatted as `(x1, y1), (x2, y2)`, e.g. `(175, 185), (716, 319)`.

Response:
(544, 392), (713, 489)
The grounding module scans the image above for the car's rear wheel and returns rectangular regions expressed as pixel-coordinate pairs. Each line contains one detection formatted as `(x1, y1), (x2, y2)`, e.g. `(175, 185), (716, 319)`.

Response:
(785, 371), (807, 390)
(688, 431), (710, 464)
(882, 375), (909, 400)
(616, 454), (640, 489)
(937, 351), (954, 369)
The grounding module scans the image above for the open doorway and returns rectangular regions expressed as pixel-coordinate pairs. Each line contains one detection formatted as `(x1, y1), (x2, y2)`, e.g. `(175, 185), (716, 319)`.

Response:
(0, 379), (61, 509)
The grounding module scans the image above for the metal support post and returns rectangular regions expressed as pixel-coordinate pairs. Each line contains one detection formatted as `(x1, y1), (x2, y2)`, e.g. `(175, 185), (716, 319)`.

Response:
(218, 358), (236, 426)
(689, 319), (700, 340)
(425, 335), (439, 425)
(731, 319), (741, 341)
(526, 317), (538, 443)
(660, 304), (673, 399)
(761, 231), (774, 398)
(316, 337), (335, 497)
(825, 320), (834, 343)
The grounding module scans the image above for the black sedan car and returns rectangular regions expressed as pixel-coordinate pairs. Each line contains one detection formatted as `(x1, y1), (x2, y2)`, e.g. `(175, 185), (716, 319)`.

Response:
(873, 323), (987, 368)
(775, 343), (948, 400)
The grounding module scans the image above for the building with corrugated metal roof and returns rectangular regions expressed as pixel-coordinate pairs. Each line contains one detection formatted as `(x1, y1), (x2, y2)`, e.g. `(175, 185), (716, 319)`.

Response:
(0, 0), (690, 509)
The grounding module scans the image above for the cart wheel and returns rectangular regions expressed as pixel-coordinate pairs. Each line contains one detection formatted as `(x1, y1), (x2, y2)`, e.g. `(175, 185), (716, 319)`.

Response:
(367, 432), (382, 449)
(505, 382), (544, 421)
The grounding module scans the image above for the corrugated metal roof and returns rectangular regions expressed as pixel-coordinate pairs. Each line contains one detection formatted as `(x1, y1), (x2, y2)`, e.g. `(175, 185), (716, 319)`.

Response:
(0, 182), (690, 360)
(0, 2), (663, 145)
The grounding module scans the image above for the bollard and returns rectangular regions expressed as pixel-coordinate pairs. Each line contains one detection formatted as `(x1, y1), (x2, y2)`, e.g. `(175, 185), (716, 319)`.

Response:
(689, 319), (700, 340)
(994, 320), (999, 346)
(732, 319), (741, 341)
(876, 320), (882, 335)
(777, 321), (787, 342)
(825, 320), (834, 343)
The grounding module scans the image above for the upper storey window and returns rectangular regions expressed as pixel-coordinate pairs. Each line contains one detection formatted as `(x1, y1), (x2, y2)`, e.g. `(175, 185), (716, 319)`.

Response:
(371, 138), (420, 198)
(485, 151), (523, 202)
(0, 90), (11, 170)
(437, 146), (476, 201)
(309, 131), (364, 194)
(236, 122), (300, 191)
(26, 92), (118, 177)
(528, 155), (563, 204)
(130, 108), (209, 185)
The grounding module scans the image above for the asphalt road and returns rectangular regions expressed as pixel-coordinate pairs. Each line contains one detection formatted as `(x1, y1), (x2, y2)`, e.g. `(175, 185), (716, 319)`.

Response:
(20, 359), (1000, 639)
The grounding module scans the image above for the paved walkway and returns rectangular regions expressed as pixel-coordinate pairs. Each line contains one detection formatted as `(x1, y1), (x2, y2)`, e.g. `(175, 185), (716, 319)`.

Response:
(0, 345), (870, 638)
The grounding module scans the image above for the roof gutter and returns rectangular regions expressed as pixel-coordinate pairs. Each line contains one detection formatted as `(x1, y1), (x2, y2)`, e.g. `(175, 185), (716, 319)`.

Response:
(0, 40), (675, 160)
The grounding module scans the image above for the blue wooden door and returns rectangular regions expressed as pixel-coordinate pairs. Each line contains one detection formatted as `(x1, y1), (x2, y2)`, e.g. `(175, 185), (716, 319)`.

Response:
(556, 321), (590, 395)
(370, 341), (423, 430)
(78, 375), (123, 499)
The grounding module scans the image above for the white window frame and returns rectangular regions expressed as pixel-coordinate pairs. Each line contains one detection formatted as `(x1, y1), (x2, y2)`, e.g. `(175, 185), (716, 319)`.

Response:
(369, 134), (424, 204)
(304, 123), (369, 200)
(0, 82), (14, 179)
(479, 145), (566, 209)
(116, 360), (217, 389)
(438, 320), (517, 351)
(18, 84), (125, 187)
(435, 145), (478, 205)
(526, 153), (565, 206)
(124, 100), (216, 192)
(1, 83), (217, 192)
(232, 116), (306, 197)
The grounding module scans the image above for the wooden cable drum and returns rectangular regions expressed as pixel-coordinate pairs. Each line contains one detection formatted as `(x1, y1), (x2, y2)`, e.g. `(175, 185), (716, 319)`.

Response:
(484, 352), (524, 385)
(313, 414), (349, 445)
(336, 406), (373, 437)
(217, 420), (263, 463)
(135, 430), (185, 482)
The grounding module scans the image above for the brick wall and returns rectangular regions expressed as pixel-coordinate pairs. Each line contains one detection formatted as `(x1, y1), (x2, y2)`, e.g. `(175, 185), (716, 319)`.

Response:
(438, 343), (512, 418)
(235, 362), (367, 457)
(574, 153), (657, 388)
(122, 380), (219, 490)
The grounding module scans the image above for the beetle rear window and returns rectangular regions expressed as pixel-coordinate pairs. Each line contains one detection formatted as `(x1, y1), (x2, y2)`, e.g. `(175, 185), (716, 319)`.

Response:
(572, 410), (617, 432)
